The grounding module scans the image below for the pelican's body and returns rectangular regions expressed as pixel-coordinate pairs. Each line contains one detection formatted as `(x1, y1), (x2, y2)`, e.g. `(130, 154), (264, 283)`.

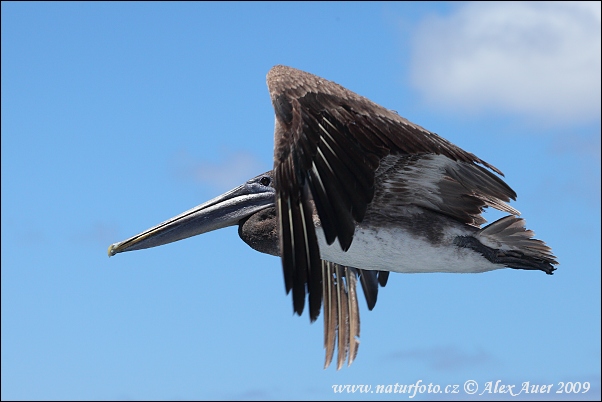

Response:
(109, 66), (557, 369)
(318, 211), (498, 274)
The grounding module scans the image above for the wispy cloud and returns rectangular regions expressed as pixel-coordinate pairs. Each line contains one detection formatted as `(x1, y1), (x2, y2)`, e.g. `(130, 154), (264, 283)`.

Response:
(409, 2), (601, 125)
(74, 223), (120, 247)
(549, 132), (601, 160)
(15, 228), (48, 246)
(2, 217), (49, 246)
(389, 345), (498, 371)
(227, 388), (273, 401)
(170, 148), (268, 192)
(547, 132), (601, 207)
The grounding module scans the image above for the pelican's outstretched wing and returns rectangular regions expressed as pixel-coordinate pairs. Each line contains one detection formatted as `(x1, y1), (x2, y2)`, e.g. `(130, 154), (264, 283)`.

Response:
(267, 65), (516, 321)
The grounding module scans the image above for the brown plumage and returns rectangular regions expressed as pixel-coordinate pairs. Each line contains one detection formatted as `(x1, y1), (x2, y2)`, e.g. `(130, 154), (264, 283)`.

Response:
(267, 65), (533, 323)
(108, 65), (557, 370)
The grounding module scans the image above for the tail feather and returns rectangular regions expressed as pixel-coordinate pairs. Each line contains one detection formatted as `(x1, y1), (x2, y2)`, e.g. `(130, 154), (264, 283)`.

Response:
(471, 216), (558, 274)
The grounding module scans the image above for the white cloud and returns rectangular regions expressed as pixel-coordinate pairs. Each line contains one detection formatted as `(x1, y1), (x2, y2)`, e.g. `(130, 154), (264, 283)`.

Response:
(410, 2), (601, 125)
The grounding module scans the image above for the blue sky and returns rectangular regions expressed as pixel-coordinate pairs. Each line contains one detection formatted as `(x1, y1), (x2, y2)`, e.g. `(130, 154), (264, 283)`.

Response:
(1, 2), (600, 400)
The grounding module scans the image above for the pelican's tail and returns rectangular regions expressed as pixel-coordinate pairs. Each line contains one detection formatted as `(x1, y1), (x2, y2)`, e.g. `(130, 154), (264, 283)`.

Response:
(455, 216), (558, 274)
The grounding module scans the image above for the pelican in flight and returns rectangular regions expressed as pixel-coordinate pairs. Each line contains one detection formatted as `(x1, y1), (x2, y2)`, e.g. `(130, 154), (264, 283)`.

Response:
(108, 65), (557, 369)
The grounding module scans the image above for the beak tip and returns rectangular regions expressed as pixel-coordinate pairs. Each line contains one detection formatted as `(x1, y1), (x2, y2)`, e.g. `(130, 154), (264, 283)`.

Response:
(107, 243), (118, 257)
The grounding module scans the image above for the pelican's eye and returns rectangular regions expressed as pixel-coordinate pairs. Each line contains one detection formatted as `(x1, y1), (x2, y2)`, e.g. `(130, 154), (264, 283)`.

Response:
(260, 176), (271, 186)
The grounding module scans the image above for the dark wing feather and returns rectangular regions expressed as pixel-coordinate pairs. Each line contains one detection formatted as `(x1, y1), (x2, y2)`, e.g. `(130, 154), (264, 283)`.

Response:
(268, 65), (513, 319)
(378, 271), (390, 287)
(357, 269), (389, 311)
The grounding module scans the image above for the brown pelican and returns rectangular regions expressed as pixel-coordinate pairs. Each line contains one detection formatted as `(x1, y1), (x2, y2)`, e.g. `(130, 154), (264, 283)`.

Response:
(108, 65), (558, 369)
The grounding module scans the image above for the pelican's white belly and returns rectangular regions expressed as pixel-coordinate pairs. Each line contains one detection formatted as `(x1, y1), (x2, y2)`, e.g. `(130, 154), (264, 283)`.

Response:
(317, 225), (504, 274)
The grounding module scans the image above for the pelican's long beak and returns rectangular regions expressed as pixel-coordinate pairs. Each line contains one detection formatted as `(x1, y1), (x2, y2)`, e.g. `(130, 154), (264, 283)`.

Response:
(108, 173), (275, 257)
